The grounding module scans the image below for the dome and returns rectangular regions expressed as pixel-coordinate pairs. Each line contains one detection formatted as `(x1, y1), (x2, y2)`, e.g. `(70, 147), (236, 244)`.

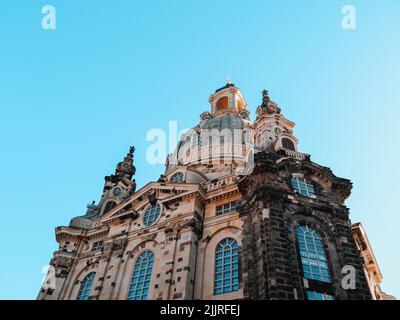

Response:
(200, 114), (248, 131)
(166, 113), (253, 177)
(165, 82), (253, 178)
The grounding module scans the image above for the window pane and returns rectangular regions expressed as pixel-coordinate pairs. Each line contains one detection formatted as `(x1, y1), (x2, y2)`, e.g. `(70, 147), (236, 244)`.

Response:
(214, 238), (240, 295)
(127, 251), (154, 300)
(170, 172), (184, 183)
(291, 177), (315, 197)
(77, 272), (96, 300)
(143, 204), (161, 226)
(296, 225), (331, 284)
(216, 201), (240, 216)
(307, 290), (334, 300)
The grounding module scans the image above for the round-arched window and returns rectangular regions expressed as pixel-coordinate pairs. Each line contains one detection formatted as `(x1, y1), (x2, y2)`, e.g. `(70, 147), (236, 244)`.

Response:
(77, 272), (96, 300)
(296, 225), (331, 283)
(282, 138), (295, 151)
(170, 172), (184, 183)
(127, 251), (154, 300)
(214, 238), (239, 295)
(216, 96), (229, 110)
(142, 203), (161, 227)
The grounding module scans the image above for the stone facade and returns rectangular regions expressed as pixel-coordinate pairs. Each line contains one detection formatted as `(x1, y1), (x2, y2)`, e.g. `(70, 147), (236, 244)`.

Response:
(38, 83), (390, 300)
(352, 223), (395, 300)
(238, 152), (370, 299)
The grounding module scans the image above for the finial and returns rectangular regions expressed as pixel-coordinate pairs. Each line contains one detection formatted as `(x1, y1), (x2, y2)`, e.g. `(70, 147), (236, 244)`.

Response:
(260, 89), (281, 114)
(226, 77), (231, 85)
(113, 146), (137, 180)
(262, 89), (270, 103)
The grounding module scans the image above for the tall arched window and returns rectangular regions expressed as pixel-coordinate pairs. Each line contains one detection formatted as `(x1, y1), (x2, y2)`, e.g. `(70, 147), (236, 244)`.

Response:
(214, 238), (239, 295)
(296, 225), (331, 283)
(77, 272), (96, 300)
(127, 251), (154, 300)
(143, 203), (161, 227)
(282, 137), (295, 151)
(170, 172), (184, 183)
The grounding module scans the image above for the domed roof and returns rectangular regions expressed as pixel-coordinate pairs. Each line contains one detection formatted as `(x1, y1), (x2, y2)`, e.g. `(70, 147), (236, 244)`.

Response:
(199, 114), (248, 131)
(166, 113), (252, 173)
(166, 82), (252, 175)
(175, 113), (250, 155)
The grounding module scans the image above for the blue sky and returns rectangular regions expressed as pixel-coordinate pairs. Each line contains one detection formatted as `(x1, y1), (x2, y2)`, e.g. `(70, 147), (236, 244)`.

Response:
(0, 0), (399, 299)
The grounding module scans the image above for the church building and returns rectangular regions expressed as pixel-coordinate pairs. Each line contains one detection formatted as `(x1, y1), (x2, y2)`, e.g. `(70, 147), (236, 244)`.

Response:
(38, 82), (392, 300)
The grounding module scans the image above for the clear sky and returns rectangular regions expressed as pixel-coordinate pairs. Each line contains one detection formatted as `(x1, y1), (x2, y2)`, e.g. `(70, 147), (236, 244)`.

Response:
(0, 0), (399, 299)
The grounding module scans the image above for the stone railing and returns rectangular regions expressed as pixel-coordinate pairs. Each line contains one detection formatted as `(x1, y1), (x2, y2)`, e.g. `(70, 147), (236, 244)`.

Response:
(280, 148), (310, 161)
(203, 175), (236, 192)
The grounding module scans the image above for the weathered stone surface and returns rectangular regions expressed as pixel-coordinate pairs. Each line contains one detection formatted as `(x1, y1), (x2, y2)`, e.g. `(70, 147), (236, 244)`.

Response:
(38, 85), (382, 301)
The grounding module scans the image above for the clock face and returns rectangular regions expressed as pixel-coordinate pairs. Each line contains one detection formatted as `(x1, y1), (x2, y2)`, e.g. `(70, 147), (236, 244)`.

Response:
(112, 187), (122, 196)
(122, 162), (130, 170)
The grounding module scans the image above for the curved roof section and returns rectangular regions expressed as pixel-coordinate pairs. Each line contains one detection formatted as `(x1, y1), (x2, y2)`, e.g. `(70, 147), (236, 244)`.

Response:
(199, 114), (248, 131)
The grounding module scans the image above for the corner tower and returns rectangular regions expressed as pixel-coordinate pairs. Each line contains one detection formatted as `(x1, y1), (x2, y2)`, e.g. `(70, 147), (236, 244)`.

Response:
(253, 90), (299, 154)
(69, 147), (137, 230)
(237, 91), (373, 300)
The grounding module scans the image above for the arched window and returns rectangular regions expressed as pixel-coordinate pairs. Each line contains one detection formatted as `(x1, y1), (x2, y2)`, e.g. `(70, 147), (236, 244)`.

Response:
(170, 172), (184, 183)
(282, 137), (295, 151)
(214, 238), (239, 295)
(296, 226), (331, 283)
(216, 96), (229, 110)
(143, 203), (161, 227)
(77, 272), (96, 300)
(127, 251), (154, 300)
(291, 177), (315, 197)
(103, 201), (117, 213)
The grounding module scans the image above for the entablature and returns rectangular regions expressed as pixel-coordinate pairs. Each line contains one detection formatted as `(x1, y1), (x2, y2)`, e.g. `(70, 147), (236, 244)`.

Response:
(101, 209), (139, 226)
(55, 226), (85, 242)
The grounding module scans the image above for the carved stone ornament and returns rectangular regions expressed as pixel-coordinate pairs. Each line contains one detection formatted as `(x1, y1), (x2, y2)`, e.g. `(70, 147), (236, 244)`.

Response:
(200, 111), (212, 121)
(257, 90), (282, 116)
(180, 217), (203, 236)
(148, 192), (157, 206)
(51, 255), (74, 272)
(239, 109), (250, 120)
(164, 215), (203, 238)
(111, 238), (128, 257)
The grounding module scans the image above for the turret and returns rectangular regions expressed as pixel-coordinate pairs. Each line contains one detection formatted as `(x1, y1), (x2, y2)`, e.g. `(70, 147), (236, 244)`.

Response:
(253, 90), (300, 155)
(208, 80), (249, 119)
(69, 146), (137, 229)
